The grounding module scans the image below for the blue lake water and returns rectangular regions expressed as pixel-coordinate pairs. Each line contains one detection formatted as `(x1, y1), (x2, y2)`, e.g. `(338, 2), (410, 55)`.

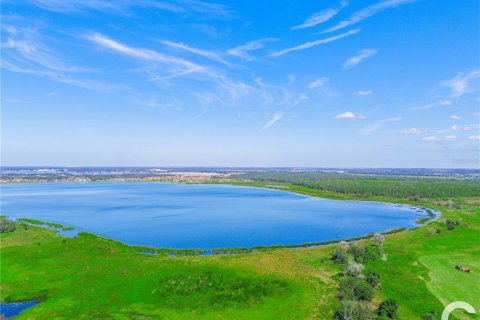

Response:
(0, 182), (432, 249)
(0, 301), (38, 318)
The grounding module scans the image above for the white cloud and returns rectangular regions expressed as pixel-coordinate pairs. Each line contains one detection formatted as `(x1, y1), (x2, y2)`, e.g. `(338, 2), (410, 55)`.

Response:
(444, 135), (458, 141)
(4, 92), (56, 103)
(335, 111), (364, 119)
(270, 29), (360, 58)
(28, 0), (232, 17)
(291, 1), (348, 30)
(308, 77), (330, 89)
(400, 128), (425, 135)
(451, 114), (461, 120)
(160, 40), (230, 66)
(451, 125), (472, 131)
(356, 90), (373, 96)
(343, 49), (378, 69)
(323, 0), (417, 33)
(1, 24), (121, 92)
(263, 112), (285, 128)
(87, 33), (213, 81)
(421, 136), (441, 142)
(289, 93), (308, 108)
(409, 100), (452, 111)
(362, 117), (401, 132)
(421, 135), (457, 142)
(468, 135), (480, 141)
(227, 38), (278, 61)
(474, 111), (480, 117)
(441, 70), (480, 97)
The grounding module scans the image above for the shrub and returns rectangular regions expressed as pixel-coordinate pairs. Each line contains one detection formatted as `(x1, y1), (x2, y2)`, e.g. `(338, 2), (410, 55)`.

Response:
(344, 262), (364, 278)
(373, 233), (385, 247)
(348, 243), (378, 263)
(334, 300), (374, 320)
(332, 248), (349, 264)
(365, 270), (380, 287)
(0, 217), (16, 233)
(377, 299), (398, 319)
(338, 276), (375, 301)
(421, 313), (435, 320)
(339, 240), (350, 251)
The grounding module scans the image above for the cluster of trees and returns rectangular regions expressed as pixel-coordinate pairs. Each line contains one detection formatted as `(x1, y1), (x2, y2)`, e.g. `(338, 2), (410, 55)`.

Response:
(242, 172), (479, 199)
(332, 235), (398, 320)
(0, 217), (16, 233)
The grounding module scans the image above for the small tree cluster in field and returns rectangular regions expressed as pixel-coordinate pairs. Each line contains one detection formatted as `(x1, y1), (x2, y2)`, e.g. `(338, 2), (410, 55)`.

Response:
(331, 240), (398, 319)
(377, 299), (398, 319)
(0, 217), (16, 233)
(443, 219), (460, 230)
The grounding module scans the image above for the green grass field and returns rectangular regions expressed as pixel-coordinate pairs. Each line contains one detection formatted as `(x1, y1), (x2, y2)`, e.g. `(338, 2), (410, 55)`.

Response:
(1, 181), (479, 319)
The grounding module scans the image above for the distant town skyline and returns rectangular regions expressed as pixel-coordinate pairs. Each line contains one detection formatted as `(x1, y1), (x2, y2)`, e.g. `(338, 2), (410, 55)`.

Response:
(2, 0), (479, 168)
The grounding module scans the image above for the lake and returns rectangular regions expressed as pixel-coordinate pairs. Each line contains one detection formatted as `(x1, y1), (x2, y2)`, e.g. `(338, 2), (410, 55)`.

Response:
(0, 182), (433, 249)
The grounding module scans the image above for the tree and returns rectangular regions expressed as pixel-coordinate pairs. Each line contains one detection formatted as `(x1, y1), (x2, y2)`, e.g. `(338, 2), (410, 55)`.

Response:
(365, 270), (380, 287)
(338, 277), (375, 302)
(339, 240), (350, 251)
(0, 217), (16, 233)
(334, 300), (374, 320)
(373, 233), (385, 247)
(332, 248), (348, 264)
(377, 299), (398, 319)
(345, 262), (364, 278)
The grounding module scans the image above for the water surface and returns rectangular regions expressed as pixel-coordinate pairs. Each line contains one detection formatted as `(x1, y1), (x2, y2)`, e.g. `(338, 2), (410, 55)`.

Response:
(0, 301), (38, 318)
(1, 182), (432, 249)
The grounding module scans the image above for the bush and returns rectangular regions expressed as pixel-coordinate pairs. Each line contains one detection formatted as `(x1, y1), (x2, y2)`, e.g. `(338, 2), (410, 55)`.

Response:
(421, 312), (435, 320)
(365, 270), (380, 287)
(348, 243), (378, 263)
(338, 276), (375, 301)
(373, 233), (385, 247)
(344, 262), (364, 278)
(334, 300), (374, 320)
(0, 217), (16, 233)
(332, 248), (349, 264)
(377, 299), (398, 319)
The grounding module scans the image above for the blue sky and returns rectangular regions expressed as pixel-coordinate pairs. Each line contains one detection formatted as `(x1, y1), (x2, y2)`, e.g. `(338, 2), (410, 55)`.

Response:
(1, 0), (479, 168)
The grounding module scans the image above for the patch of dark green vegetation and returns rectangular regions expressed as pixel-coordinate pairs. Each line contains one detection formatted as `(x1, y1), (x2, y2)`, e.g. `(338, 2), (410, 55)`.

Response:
(156, 267), (289, 309)
(0, 216), (17, 233)
(238, 171), (479, 199)
(16, 218), (74, 231)
(332, 234), (400, 320)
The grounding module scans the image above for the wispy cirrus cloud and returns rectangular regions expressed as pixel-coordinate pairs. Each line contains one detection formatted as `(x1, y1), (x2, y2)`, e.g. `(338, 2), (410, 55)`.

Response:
(323, 0), (417, 33)
(27, 0), (232, 17)
(343, 49), (378, 69)
(1, 23), (122, 92)
(86, 33), (209, 81)
(362, 116), (401, 133)
(160, 40), (231, 66)
(263, 112), (285, 128)
(308, 77), (330, 89)
(408, 99), (452, 111)
(356, 90), (373, 96)
(440, 70), (480, 97)
(227, 38), (278, 61)
(291, 0), (348, 30)
(451, 114), (461, 120)
(270, 29), (360, 58)
(3, 92), (57, 103)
